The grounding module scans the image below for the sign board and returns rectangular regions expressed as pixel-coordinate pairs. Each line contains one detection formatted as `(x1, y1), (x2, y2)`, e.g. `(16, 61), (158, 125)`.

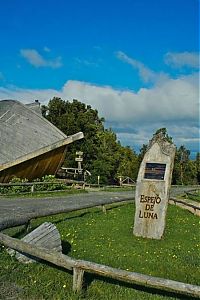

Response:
(76, 151), (83, 156)
(75, 157), (83, 162)
(133, 133), (175, 239)
(144, 163), (166, 180)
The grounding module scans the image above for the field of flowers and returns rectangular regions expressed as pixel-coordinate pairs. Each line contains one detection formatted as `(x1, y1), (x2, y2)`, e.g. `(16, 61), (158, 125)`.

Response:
(0, 203), (199, 300)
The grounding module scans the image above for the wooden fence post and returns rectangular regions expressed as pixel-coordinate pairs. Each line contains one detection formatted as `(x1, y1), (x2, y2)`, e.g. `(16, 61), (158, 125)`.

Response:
(102, 205), (107, 214)
(73, 267), (84, 293)
(25, 220), (31, 233)
(31, 184), (34, 194)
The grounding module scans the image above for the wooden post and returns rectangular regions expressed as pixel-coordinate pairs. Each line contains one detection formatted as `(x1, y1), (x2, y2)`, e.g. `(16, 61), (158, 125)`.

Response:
(31, 184), (34, 194)
(25, 220), (31, 233)
(102, 205), (107, 214)
(73, 267), (84, 293)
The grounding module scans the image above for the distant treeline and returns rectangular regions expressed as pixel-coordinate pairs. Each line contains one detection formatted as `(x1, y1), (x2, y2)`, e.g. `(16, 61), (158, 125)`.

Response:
(42, 97), (200, 185)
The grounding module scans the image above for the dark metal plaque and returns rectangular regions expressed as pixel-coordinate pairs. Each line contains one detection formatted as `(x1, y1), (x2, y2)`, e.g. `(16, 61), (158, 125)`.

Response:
(144, 163), (166, 180)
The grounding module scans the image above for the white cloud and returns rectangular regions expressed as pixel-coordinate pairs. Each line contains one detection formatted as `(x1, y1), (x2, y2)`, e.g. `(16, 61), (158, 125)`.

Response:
(116, 51), (158, 83)
(74, 57), (99, 67)
(1, 47), (199, 154)
(116, 124), (199, 152)
(0, 70), (198, 154)
(164, 52), (199, 69)
(0, 86), (60, 103)
(20, 49), (62, 68)
(61, 74), (198, 125)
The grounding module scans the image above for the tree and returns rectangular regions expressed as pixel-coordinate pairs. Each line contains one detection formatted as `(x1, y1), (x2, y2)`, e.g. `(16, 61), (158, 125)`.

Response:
(172, 145), (191, 185)
(42, 97), (140, 184)
(196, 153), (200, 184)
(117, 146), (139, 181)
(42, 97), (105, 172)
(42, 100), (196, 186)
(138, 144), (148, 163)
(90, 129), (121, 184)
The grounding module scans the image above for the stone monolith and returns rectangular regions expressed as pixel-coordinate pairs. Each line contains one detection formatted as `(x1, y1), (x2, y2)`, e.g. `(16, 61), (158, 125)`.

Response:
(133, 132), (176, 239)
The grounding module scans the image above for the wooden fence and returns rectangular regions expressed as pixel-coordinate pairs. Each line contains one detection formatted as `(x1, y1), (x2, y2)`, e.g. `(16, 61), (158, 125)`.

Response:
(0, 181), (136, 194)
(0, 180), (86, 194)
(0, 232), (200, 297)
(185, 189), (200, 201)
(169, 197), (200, 216)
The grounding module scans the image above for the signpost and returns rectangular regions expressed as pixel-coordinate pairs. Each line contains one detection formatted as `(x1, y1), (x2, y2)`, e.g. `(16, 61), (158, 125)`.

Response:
(75, 151), (83, 174)
(133, 132), (176, 239)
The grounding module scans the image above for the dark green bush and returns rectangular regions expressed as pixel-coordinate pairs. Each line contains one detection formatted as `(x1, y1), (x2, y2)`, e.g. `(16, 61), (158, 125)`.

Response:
(34, 175), (67, 192)
(0, 175), (68, 195)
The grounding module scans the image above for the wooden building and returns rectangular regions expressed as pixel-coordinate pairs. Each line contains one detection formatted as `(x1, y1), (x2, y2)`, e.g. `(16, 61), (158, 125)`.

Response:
(0, 100), (84, 182)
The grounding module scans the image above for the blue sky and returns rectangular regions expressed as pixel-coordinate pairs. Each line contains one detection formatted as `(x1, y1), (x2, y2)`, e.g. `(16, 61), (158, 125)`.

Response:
(0, 0), (199, 157)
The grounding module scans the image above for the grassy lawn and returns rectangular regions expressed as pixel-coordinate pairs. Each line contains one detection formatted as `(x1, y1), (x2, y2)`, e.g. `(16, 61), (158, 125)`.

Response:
(0, 203), (199, 300)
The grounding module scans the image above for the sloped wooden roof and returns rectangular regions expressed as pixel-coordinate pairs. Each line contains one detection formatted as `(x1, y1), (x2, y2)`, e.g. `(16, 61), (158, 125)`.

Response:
(0, 100), (83, 172)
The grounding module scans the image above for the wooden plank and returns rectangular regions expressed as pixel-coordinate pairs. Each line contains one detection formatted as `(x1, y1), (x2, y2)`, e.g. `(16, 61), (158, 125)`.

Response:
(13, 222), (62, 263)
(0, 232), (74, 270)
(0, 233), (199, 297)
(73, 259), (200, 297)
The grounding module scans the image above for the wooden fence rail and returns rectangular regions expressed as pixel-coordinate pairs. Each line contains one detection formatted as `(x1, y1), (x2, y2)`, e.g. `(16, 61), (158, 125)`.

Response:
(169, 197), (200, 216)
(0, 181), (135, 193)
(185, 190), (200, 201)
(0, 180), (86, 193)
(0, 180), (86, 187)
(0, 232), (199, 297)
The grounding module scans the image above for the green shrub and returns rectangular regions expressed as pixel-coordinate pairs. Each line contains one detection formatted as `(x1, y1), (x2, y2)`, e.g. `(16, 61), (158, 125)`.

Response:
(0, 175), (68, 195)
(34, 175), (68, 192)
(0, 177), (30, 195)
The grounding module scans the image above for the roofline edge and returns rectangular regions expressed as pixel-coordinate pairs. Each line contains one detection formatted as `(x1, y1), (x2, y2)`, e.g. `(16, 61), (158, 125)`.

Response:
(0, 132), (84, 172)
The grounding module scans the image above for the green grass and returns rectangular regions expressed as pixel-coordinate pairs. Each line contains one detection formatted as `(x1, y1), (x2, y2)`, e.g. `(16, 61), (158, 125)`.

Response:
(0, 203), (199, 300)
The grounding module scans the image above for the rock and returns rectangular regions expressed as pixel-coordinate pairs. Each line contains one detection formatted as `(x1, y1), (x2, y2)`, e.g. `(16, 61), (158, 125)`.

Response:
(133, 132), (176, 239)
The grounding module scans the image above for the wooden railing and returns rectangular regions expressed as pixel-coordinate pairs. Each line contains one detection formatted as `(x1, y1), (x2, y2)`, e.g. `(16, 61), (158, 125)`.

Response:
(0, 232), (199, 297)
(185, 189), (200, 201)
(169, 197), (200, 216)
(0, 181), (137, 195)
(0, 180), (86, 194)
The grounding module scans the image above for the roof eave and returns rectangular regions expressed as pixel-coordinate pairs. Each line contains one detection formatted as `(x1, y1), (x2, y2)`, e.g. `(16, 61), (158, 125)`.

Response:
(0, 132), (84, 172)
